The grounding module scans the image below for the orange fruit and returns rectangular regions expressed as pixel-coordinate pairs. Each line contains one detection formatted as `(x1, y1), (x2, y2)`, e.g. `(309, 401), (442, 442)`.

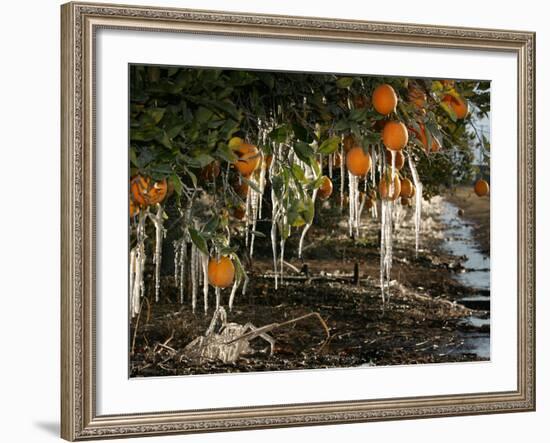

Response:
(147, 179), (168, 205)
(379, 170), (401, 201)
(232, 142), (261, 177)
(130, 175), (168, 206)
(385, 149), (405, 170)
(372, 84), (398, 115)
(207, 256), (235, 288)
(318, 176), (333, 200)
(382, 121), (409, 151)
(332, 152), (342, 168)
(442, 94), (469, 119)
(201, 161), (220, 181)
(440, 79), (456, 89)
(346, 146), (372, 177)
(401, 197), (412, 207)
(408, 84), (427, 109)
(343, 134), (355, 153)
(474, 179), (490, 197)
(130, 199), (139, 217)
(400, 177), (414, 198)
(414, 124), (441, 153)
(233, 205), (246, 220)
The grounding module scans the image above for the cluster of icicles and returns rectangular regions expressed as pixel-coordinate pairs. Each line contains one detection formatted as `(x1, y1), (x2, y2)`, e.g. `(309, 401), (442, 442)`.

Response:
(129, 140), (424, 318)
(129, 204), (166, 317)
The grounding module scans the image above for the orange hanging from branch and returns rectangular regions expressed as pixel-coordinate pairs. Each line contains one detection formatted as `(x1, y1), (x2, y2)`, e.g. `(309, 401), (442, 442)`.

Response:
(442, 94), (469, 119)
(474, 179), (490, 197)
(130, 175), (168, 206)
(230, 137), (261, 177)
(372, 84), (398, 115)
(379, 170), (401, 201)
(346, 146), (372, 177)
(208, 256), (236, 288)
(385, 149), (405, 170)
(318, 176), (333, 200)
(382, 121), (409, 151)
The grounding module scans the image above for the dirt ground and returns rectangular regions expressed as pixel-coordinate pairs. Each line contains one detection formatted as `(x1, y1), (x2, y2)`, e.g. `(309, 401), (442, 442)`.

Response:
(130, 193), (490, 377)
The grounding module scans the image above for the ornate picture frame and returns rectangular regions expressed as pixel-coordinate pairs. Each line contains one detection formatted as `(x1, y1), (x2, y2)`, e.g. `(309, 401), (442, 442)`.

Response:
(61, 2), (535, 440)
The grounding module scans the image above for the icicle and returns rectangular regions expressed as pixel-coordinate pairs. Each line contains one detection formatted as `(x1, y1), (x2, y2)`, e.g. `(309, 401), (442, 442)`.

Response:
(269, 144), (279, 289)
(370, 145), (377, 189)
(347, 172), (360, 238)
(357, 191), (366, 225)
(257, 153), (267, 219)
(228, 279), (239, 312)
(380, 199), (394, 304)
(249, 175), (260, 257)
(148, 204), (165, 303)
(339, 145), (345, 212)
(215, 287), (221, 310)
(201, 252), (209, 315)
(244, 186), (251, 248)
(191, 244), (197, 313)
(129, 247), (137, 317)
(173, 241), (180, 288)
(298, 188), (318, 259)
(179, 240), (187, 304)
(348, 172), (355, 237)
(408, 154), (423, 256)
(241, 273), (250, 297)
(280, 236), (286, 285)
(130, 211), (147, 318)
(328, 153), (333, 178)
(390, 150), (397, 196)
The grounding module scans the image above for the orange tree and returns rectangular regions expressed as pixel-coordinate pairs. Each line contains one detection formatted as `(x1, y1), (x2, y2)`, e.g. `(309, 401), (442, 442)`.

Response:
(129, 65), (490, 310)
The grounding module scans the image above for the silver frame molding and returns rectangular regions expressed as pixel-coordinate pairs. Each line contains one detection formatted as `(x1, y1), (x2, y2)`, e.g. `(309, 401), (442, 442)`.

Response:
(61, 2), (536, 440)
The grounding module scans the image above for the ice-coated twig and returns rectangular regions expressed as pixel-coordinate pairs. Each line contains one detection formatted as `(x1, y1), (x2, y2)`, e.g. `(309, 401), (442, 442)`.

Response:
(408, 154), (423, 256)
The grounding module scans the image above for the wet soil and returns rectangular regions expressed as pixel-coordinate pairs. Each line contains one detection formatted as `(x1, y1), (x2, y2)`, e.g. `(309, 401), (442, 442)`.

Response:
(130, 194), (490, 377)
(446, 186), (490, 255)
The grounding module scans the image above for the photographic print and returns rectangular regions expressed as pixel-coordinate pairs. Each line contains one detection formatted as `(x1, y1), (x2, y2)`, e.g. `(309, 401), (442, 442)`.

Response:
(128, 65), (491, 377)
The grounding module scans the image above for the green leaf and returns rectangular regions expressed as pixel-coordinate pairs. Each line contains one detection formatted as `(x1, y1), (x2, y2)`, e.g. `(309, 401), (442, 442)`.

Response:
(203, 215), (219, 234)
(336, 77), (353, 88)
(195, 106), (214, 124)
(131, 127), (163, 142)
(184, 167), (197, 188)
(241, 176), (262, 193)
(293, 142), (314, 164)
(318, 136), (340, 155)
(272, 175), (284, 199)
(155, 131), (173, 149)
(269, 125), (291, 143)
(333, 119), (350, 131)
(184, 153), (215, 168)
(146, 108), (165, 124)
(166, 124), (184, 139)
(230, 253), (246, 283)
(348, 108), (368, 122)
(188, 228), (208, 254)
(170, 174), (183, 196)
(215, 143), (238, 163)
(440, 100), (457, 122)
(291, 163), (306, 183)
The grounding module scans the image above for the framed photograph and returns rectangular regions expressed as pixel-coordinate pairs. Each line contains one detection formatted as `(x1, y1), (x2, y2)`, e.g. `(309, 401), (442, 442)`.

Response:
(61, 2), (536, 440)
